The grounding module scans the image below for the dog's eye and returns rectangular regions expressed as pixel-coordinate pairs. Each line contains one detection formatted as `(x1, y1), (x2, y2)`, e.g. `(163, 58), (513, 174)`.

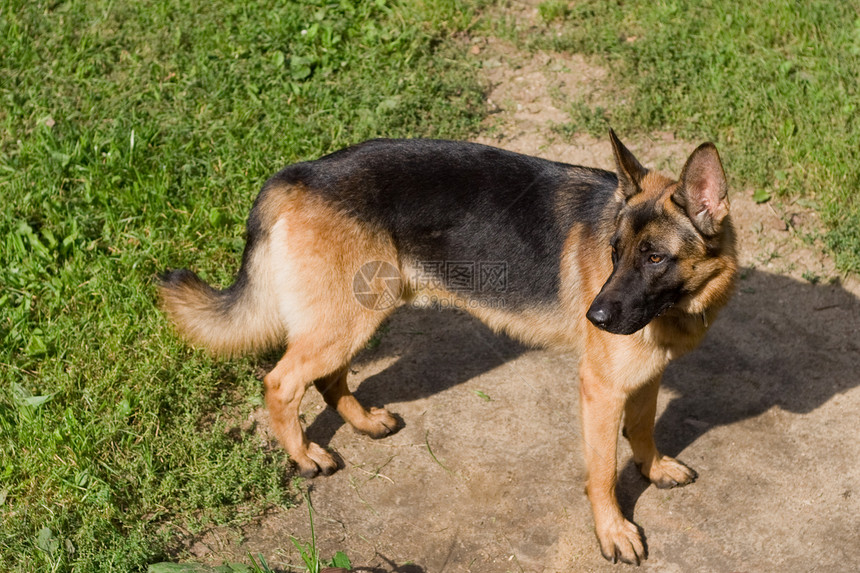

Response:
(648, 254), (664, 264)
(611, 245), (618, 262)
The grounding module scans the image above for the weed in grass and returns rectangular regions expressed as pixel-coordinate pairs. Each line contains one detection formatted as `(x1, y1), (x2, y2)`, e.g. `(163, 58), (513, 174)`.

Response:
(753, 189), (772, 204)
(290, 492), (352, 573)
(802, 271), (822, 285)
(537, 0), (570, 23)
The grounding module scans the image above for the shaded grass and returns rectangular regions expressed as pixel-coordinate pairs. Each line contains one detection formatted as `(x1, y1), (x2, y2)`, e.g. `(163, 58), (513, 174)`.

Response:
(0, 1), (485, 571)
(520, 0), (860, 272)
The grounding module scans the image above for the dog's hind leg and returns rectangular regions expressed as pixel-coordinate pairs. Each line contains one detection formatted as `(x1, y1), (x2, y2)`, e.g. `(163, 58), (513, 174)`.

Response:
(623, 374), (697, 489)
(263, 273), (397, 477)
(314, 365), (399, 439)
(253, 184), (403, 476)
(264, 336), (349, 478)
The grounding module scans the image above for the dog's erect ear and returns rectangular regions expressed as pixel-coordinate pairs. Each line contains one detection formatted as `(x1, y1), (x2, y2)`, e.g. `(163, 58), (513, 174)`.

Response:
(674, 142), (729, 237)
(609, 129), (648, 199)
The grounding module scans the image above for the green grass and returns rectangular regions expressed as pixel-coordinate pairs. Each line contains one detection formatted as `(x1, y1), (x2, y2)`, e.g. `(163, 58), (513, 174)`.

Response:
(0, 1), (484, 571)
(522, 0), (860, 272)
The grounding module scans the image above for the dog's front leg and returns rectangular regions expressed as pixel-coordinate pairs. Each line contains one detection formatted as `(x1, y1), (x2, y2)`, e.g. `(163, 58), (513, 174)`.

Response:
(624, 374), (697, 489)
(580, 358), (646, 565)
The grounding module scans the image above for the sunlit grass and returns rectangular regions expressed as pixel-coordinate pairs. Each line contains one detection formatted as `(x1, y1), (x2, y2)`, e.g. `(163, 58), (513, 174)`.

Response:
(0, 1), (484, 571)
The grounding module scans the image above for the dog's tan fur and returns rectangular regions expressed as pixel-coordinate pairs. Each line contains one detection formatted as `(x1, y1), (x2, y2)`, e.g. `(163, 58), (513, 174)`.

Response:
(570, 165), (736, 562)
(160, 135), (736, 565)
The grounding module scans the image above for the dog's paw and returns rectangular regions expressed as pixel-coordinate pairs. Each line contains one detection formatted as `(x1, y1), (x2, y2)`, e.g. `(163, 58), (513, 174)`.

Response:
(642, 455), (698, 489)
(294, 442), (339, 478)
(358, 407), (400, 439)
(596, 517), (647, 565)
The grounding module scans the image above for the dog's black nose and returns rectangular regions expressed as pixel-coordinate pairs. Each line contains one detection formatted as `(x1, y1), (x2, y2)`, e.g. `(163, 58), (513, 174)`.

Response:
(587, 305), (611, 329)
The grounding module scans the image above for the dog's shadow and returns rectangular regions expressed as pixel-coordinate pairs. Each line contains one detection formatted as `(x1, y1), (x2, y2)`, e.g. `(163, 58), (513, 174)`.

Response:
(304, 306), (527, 446)
(617, 268), (860, 515)
(305, 268), (860, 516)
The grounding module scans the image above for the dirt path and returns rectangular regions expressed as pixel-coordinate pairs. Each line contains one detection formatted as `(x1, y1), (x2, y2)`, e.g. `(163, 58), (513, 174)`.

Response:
(178, 10), (860, 573)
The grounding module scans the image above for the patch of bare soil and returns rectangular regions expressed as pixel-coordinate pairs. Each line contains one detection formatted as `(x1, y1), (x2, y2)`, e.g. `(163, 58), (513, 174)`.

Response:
(176, 10), (860, 573)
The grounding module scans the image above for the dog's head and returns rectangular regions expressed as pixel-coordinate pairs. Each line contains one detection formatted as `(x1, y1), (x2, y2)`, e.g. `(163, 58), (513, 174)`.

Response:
(586, 130), (736, 335)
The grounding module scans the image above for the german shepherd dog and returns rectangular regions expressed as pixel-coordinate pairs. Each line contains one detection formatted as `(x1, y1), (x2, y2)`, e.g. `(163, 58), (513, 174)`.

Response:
(159, 131), (736, 565)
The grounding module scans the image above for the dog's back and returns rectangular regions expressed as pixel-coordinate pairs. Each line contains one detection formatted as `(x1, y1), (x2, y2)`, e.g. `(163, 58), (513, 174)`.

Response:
(269, 138), (618, 309)
(160, 139), (622, 354)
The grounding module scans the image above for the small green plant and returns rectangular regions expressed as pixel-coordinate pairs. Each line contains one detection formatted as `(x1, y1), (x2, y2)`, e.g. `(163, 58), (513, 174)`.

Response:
(753, 189), (772, 204)
(802, 271), (821, 285)
(247, 554), (275, 573)
(538, 0), (570, 22)
(473, 390), (492, 401)
(290, 492), (352, 573)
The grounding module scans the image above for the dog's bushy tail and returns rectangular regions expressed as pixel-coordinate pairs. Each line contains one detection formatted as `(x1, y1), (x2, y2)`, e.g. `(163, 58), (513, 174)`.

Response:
(158, 265), (284, 357)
